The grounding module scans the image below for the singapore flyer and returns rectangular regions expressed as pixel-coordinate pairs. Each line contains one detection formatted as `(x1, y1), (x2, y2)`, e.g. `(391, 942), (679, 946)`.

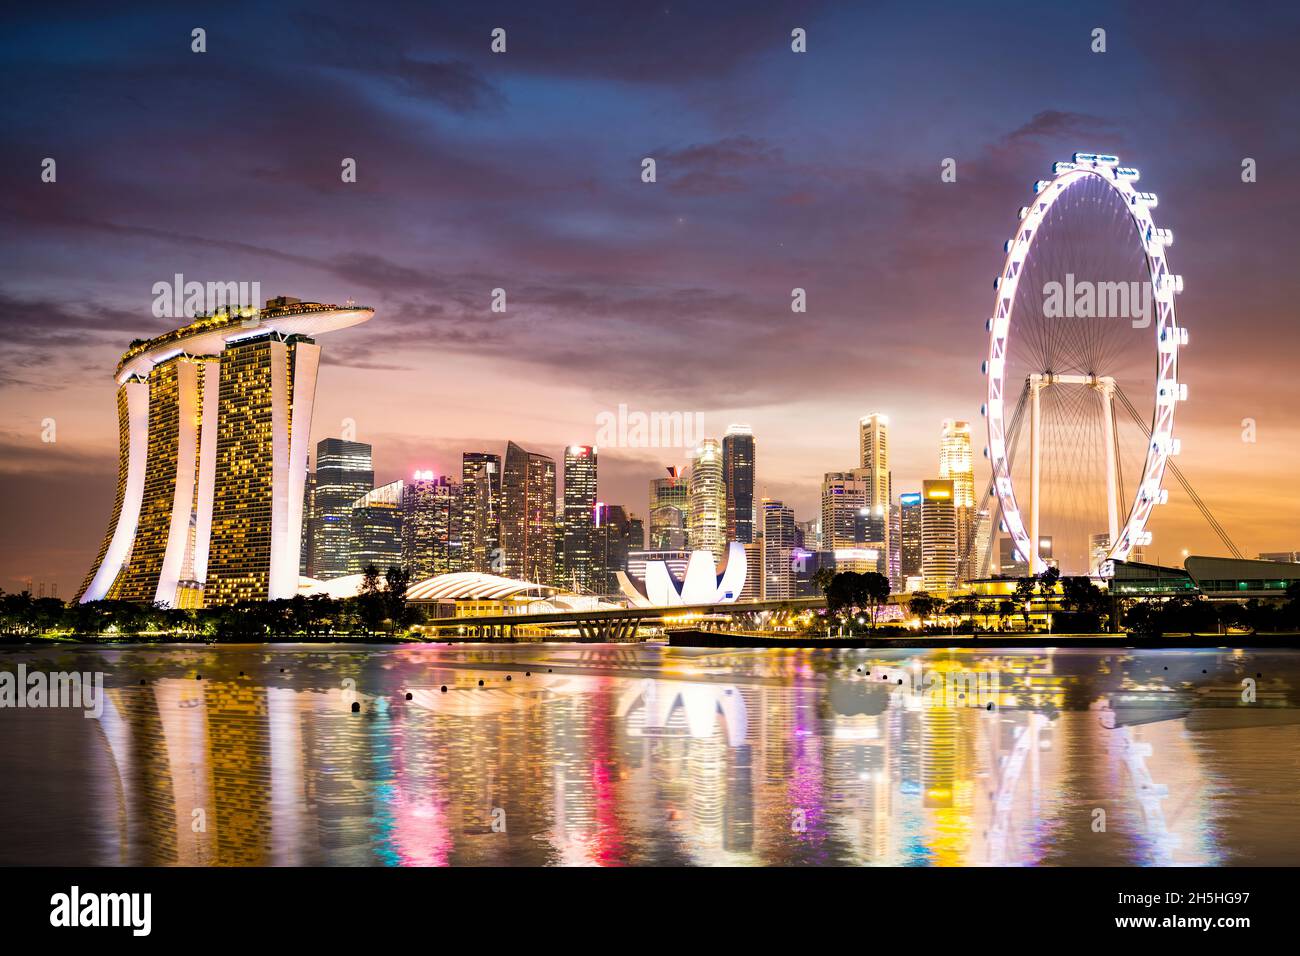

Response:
(984, 153), (1187, 576)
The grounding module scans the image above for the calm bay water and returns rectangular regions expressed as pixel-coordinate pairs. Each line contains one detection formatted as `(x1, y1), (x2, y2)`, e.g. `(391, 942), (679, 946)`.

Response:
(1, 642), (1297, 866)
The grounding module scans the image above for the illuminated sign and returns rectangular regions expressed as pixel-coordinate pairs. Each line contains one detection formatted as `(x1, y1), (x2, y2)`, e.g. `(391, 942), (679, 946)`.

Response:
(834, 548), (879, 562)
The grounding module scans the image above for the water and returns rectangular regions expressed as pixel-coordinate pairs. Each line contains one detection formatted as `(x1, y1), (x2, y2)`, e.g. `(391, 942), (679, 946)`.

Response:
(1, 643), (1297, 866)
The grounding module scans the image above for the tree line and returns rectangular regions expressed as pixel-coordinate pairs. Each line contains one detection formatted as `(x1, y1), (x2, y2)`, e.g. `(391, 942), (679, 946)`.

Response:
(0, 565), (419, 640)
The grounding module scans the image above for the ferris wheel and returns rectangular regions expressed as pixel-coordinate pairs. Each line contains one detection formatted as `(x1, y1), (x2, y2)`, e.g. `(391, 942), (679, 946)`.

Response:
(982, 153), (1187, 576)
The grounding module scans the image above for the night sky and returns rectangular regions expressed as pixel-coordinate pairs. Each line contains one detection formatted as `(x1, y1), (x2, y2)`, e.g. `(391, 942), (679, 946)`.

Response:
(3, 1), (1299, 594)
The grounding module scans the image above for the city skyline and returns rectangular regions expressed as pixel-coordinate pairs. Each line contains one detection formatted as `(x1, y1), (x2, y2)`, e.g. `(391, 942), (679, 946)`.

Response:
(4, 2), (1300, 596)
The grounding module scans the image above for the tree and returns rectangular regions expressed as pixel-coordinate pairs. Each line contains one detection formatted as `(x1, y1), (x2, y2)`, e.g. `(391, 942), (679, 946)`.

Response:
(383, 566), (412, 634)
(998, 599), (1016, 629)
(1037, 566), (1060, 597)
(812, 566), (836, 600)
(908, 591), (939, 624)
(357, 564), (386, 634)
(1013, 577), (1037, 630)
(825, 571), (861, 626)
(856, 571), (891, 631)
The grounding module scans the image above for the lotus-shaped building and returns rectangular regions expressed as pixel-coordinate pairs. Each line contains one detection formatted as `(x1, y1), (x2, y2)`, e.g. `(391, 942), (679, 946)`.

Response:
(617, 542), (747, 607)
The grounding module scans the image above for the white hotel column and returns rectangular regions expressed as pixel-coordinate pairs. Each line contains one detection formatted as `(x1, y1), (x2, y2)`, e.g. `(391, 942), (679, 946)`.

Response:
(154, 360), (202, 605)
(82, 380), (149, 601)
(191, 359), (220, 587)
(268, 340), (321, 599)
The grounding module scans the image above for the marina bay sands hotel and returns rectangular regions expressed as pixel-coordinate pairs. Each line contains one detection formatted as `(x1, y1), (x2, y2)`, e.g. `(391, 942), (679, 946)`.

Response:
(77, 297), (374, 608)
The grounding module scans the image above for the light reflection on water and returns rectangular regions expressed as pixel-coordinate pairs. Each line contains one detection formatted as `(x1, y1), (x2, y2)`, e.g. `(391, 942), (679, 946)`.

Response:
(1, 643), (1298, 866)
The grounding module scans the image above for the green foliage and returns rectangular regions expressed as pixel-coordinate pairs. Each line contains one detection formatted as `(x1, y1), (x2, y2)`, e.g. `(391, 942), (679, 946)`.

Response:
(0, 580), (426, 642)
(908, 590), (939, 622)
(821, 570), (891, 631)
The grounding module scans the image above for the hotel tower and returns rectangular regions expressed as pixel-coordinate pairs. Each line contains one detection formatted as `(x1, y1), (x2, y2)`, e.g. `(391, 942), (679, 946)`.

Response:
(77, 297), (374, 607)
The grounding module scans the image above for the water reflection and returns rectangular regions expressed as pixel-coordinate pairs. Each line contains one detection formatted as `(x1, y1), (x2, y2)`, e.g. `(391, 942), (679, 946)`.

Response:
(1, 644), (1297, 866)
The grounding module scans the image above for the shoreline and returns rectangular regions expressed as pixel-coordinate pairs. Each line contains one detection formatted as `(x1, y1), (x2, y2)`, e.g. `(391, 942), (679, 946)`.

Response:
(3, 631), (1300, 650)
(666, 629), (1300, 649)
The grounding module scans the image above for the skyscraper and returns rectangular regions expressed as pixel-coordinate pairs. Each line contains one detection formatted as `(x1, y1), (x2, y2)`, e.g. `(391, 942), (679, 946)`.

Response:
(938, 420), (976, 508)
(310, 438), (375, 581)
(593, 503), (642, 594)
(821, 470), (869, 548)
(649, 467), (689, 550)
(899, 492), (924, 584)
(858, 413), (892, 581)
(401, 472), (458, 579)
(858, 413), (891, 514)
(501, 441), (556, 585)
(939, 419), (976, 582)
(689, 439), (726, 561)
(300, 462), (316, 577)
(460, 452), (501, 573)
(723, 424), (756, 545)
(761, 498), (796, 601)
(562, 445), (598, 592)
(77, 297), (374, 607)
(920, 479), (957, 595)
(349, 480), (403, 573)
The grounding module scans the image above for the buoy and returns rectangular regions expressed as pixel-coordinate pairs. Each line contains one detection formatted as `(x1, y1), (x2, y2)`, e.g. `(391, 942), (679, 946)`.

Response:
(478, 679), (484, 687)
(351, 701), (360, 713)
(506, 675), (512, 681)
(405, 692), (413, 700)
(441, 685), (448, 693)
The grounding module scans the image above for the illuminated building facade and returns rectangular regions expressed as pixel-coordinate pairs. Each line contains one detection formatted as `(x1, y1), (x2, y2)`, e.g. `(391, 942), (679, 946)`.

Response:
(401, 473), (458, 578)
(723, 425), (756, 545)
(689, 440), (726, 562)
(593, 502), (642, 594)
(300, 464), (315, 577)
(310, 438), (374, 580)
(78, 298), (374, 607)
(858, 412), (892, 580)
(501, 441), (556, 585)
(649, 468), (689, 550)
(821, 470), (869, 549)
(562, 445), (598, 592)
(349, 480), (404, 573)
(858, 413), (891, 516)
(460, 452), (501, 573)
(899, 492), (924, 586)
(761, 498), (796, 600)
(939, 419), (976, 582)
(920, 479), (957, 595)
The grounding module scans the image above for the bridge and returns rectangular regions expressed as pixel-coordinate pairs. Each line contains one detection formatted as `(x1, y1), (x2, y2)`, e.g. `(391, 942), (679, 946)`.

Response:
(413, 596), (829, 641)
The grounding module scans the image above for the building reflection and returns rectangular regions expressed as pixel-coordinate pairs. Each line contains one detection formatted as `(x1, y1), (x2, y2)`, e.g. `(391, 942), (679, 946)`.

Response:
(50, 645), (1300, 866)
